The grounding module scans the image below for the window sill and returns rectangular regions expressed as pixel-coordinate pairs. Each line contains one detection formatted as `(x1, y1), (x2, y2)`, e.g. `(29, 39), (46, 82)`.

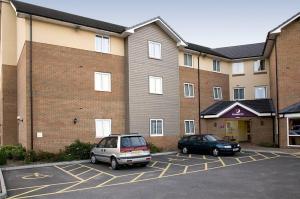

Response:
(149, 56), (162, 60)
(184, 96), (195, 98)
(150, 134), (164, 137)
(212, 70), (221, 73)
(185, 132), (195, 135)
(184, 65), (193, 68)
(253, 71), (267, 75)
(149, 92), (163, 95)
(95, 51), (111, 54)
(232, 73), (245, 77)
(95, 90), (112, 92)
(214, 98), (223, 101)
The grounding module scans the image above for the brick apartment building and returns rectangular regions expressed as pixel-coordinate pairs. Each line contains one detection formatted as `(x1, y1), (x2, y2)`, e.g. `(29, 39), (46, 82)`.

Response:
(0, 0), (299, 152)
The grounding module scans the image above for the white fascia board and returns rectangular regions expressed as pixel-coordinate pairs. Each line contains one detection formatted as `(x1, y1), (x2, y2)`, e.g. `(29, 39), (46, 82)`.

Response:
(284, 113), (300, 118)
(270, 13), (300, 34)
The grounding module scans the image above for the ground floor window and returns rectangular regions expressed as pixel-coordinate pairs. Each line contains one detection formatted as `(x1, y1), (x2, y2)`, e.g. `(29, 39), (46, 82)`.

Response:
(288, 118), (300, 146)
(95, 119), (111, 138)
(185, 120), (195, 134)
(150, 119), (163, 136)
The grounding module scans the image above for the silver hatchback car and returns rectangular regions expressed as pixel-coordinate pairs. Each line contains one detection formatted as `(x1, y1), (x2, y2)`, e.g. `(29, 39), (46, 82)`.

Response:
(90, 134), (151, 170)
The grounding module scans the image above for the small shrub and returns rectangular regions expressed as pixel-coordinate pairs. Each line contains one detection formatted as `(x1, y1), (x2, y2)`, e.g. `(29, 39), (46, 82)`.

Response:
(148, 142), (162, 153)
(64, 140), (93, 160)
(36, 151), (57, 162)
(1, 145), (26, 160)
(0, 149), (7, 165)
(24, 150), (37, 164)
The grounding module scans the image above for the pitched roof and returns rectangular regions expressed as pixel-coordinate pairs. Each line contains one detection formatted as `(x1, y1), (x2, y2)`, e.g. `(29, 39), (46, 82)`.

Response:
(186, 43), (229, 58)
(11, 0), (126, 34)
(201, 99), (275, 116)
(280, 102), (300, 114)
(214, 42), (265, 59)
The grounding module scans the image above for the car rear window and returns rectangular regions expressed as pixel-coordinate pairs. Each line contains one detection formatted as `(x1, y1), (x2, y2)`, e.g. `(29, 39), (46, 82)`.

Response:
(121, 136), (147, 147)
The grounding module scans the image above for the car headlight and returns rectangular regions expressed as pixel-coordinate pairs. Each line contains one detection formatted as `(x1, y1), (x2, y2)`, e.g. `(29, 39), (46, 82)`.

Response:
(224, 145), (232, 149)
(237, 144), (240, 147)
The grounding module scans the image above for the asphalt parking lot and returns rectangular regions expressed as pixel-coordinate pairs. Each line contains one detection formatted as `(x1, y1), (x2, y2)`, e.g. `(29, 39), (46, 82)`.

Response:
(3, 151), (300, 199)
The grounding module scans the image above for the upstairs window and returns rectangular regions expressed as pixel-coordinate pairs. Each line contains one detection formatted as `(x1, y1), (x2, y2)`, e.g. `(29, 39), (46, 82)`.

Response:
(234, 87), (245, 100)
(184, 53), (193, 67)
(184, 83), (194, 98)
(213, 87), (223, 100)
(148, 41), (161, 59)
(149, 76), (163, 94)
(213, 60), (221, 72)
(255, 86), (267, 99)
(232, 62), (244, 75)
(254, 60), (266, 72)
(95, 72), (111, 92)
(95, 35), (110, 53)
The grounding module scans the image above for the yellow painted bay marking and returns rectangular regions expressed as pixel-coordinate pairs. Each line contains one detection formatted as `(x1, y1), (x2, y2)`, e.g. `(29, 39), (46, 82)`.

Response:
(189, 154), (192, 158)
(203, 155), (206, 159)
(58, 172), (103, 193)
(13, 155), (281, 199)
(235, 158), (242, 164)
(149, 161), (158, 167)
(249, 156), (256, 161)
(60, 164), (76, 169)
(78, 164), (115, 177)
(96, 176), (117, 187)
(183, 166), (188, 174)
(176, 153), (180, 157)
(54, 165), (84, 181)
(218, 157), (226, 167)
(158, 163), (171, 178)
(22, 173), (50, 180)
(204, 163), (208, 170)
(76, 168), (92, 176)
(130, 172), (145, 182)
(9, 185), (49, 199)
(68, 166), (83, 172)
(7, 181), (80, 192)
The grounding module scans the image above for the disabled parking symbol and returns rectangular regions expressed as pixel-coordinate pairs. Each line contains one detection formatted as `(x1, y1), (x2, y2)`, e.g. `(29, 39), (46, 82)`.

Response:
(22, 172), (50, 180)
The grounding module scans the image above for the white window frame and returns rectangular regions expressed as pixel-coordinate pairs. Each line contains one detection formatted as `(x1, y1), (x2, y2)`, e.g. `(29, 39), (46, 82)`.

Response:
(213, 60), (221, 72)
(184, 83), (194, 98)
(286, 117), (300, 147)
(94, 72), (111, 92)
(184, 120), (195, 135)
(213, 87), (223, 100)
(148, 41), (162, 59)
(233, 87), (245, 100)
(150, 119), (164, 136)
(253, 60), (266, 72)
(184, 53), (193, 67)
(149, 76), (163, 94)
(95, 35), (110, 53)
(232, 62), (245, 75)
(255, 86), (267, 99)
(95, 119), (111, 138)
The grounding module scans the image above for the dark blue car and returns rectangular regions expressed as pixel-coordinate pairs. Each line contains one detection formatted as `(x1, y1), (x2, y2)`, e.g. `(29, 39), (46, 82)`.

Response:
(178, 134), (241, 156)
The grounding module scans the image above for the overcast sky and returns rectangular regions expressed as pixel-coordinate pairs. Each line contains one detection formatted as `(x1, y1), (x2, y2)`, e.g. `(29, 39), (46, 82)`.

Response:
(22, 0), (300, 48)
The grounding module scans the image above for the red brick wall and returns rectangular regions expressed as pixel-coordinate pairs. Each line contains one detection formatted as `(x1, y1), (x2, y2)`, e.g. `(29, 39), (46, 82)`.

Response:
(18, 42), (126, 152)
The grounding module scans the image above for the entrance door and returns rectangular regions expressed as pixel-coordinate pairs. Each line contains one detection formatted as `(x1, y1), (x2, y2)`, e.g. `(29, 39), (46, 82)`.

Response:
(226, 120), (250, 142)
(238, 121), (248, 142)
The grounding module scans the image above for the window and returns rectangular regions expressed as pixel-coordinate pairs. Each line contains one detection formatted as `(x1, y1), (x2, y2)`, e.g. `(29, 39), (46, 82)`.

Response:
(105, 137), (118, 148)
(233, 87), (245, 100)
(254, 60), (266, 72)
(95, 35), (110, 53)
(184, 83), (194, 98)
(185, 120), (195, 134)
(95, 119), (111, 138)
(95, 72), (111, 92)
(150, 119), (163, 136)
(149, 76), (163, 94)
(148, 41), (161, 59)
(232, 62), (244, 74)
(184, 53), (193, 67)
(213, 60), (221, 72)
(213, 87), (222, 100)
(255, 86), (267, 99)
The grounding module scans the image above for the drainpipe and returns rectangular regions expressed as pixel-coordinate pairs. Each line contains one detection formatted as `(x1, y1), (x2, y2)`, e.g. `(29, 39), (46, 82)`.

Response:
(197, 53), (201, 134)
(274, 39), (280, 148)
(29, 15), (34, 150)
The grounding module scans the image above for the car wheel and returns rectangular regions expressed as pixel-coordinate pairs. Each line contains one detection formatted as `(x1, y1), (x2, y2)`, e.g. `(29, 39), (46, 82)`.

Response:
(90, 154), (97, 164)
(182, 147), (188, 154)
(212, 148), (219, 157)
(111, 157), (119, 170)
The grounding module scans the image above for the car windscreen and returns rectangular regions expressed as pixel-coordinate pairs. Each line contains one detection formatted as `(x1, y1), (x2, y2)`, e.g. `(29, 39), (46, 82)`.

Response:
(121, 136), (147, 147)
(205, 135), (222, 142)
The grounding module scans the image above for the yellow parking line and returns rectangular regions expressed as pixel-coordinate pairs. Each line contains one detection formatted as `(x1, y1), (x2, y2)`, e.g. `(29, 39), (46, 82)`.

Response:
(204, 163), (208, 170)
(256, 152), (268, 159)
(10, 185), (49, 199)
(183, 166), (188, 174)
(249, 156), (256, 161)
(130, 172), (145, 182)
(60, 164), (76, 169)
(96, 176), (117, 187)
(158, 163), (171, 178)
(7, 181), (79, 192)
(68, 166), (83, 172)
(176, 153), (180, 157)
(78, 164), (115, 177)
(189, 154), (192, 158)
(77, 168), (92, 176)
(203, 155), (206, 159)
(218, 157), (226, 167)
(55, 165), (84, 181)
(235, 158), (242, 164)
(150, 161), (158, 167)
